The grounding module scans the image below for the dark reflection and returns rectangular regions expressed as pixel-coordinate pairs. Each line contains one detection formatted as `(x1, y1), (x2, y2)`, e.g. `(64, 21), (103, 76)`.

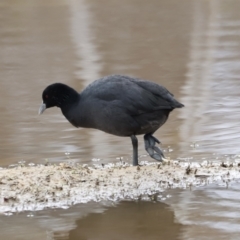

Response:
(68, 201), (182, 240)
(0, 202), (107, 240)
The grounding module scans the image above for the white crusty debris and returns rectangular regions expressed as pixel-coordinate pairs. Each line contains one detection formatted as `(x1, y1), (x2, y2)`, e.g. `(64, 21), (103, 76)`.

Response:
(0, 160), (239, 213)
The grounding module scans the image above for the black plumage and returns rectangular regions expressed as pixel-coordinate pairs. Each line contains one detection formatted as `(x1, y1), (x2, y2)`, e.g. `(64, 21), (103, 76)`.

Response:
(39, 75), (184, 166)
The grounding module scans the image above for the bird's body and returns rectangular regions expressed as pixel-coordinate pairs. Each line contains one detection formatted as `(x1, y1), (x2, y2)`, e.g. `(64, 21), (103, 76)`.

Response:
(39, 75), (184, 165)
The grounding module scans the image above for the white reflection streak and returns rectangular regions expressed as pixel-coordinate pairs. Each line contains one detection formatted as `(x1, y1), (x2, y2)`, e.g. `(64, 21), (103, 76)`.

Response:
(69, 0), (102, 84)
(179, 0), (220, 145)
(68, 0), (112, 159)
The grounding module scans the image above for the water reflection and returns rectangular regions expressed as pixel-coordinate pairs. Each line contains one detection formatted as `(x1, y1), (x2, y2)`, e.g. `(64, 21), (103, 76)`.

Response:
(0, 202), (106, 240)
(169, 183), (240, 240)
(0, 201), (182, 240)
(69, 201), (182, 240)
(179, 0), (240, 158)
(68, 0), (102, 84)
(68, 0), (116, 162)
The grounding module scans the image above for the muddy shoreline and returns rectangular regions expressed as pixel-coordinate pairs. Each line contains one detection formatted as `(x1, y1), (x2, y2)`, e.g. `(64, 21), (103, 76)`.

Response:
(0, 160), (239, 213)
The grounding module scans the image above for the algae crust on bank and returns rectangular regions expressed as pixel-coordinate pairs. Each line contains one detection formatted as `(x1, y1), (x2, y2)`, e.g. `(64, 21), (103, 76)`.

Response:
(0, 160), (240, 213)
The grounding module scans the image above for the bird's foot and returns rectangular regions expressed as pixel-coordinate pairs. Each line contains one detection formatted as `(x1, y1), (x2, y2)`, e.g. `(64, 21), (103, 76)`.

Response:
(161, 157), (171, 164)
(144, 134), (165, 162)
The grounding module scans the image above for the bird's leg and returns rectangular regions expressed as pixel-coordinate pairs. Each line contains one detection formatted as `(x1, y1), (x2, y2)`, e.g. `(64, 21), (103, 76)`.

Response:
(130, 135), (138, 166)
(144, 134), (165, 161)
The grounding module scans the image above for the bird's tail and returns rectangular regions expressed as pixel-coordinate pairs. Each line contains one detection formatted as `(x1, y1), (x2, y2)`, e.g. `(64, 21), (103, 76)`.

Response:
(177, 102), (184, 108)
(173, 99), (184, 108)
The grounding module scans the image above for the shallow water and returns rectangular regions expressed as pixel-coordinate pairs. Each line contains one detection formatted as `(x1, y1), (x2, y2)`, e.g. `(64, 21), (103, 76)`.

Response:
(0, 0), (240, 239)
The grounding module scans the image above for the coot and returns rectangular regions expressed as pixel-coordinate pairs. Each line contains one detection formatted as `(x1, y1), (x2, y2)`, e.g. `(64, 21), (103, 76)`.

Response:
(39, 75), (184, 166)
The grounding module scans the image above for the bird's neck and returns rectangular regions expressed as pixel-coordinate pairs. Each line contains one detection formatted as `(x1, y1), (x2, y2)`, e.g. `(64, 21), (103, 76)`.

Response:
(58, 88), (80, 111)
(59, 89), (81, 127)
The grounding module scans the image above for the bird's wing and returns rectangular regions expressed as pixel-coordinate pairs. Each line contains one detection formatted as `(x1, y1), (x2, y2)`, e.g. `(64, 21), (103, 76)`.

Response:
(81, 75), (183, 117)
(132, 78), (184, 109)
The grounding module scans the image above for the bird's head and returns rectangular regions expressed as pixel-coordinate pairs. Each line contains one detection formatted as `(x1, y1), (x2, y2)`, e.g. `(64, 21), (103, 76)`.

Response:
(38, 83), (78, 114)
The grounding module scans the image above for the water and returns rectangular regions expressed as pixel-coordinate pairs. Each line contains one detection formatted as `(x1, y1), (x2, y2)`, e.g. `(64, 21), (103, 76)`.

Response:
(0, 0), (240, 239)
